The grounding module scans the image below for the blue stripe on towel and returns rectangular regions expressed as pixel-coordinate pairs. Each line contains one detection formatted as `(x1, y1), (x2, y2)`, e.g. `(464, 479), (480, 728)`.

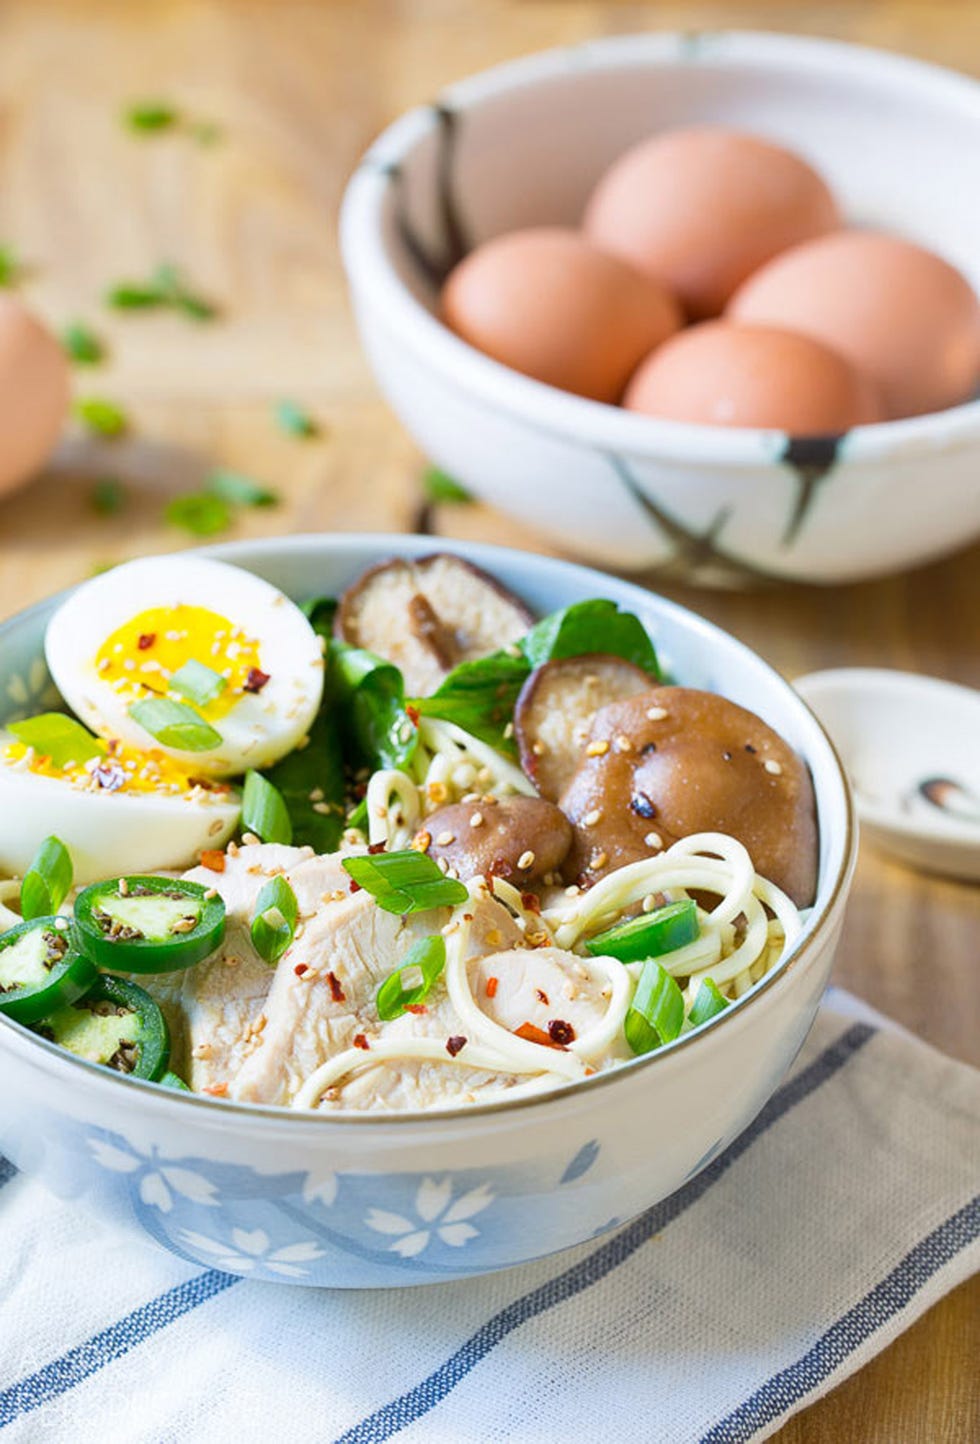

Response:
(333, 1022), (876, 1444)
(701, 1192), (980, 1443)
(0, 1159), (16, 1191)
(0, 1270), (240, 1429)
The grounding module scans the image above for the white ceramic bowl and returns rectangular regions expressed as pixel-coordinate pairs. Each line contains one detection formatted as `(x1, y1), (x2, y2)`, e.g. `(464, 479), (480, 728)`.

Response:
(0, 535), (856, 1287)
(340, 31), (980, 585)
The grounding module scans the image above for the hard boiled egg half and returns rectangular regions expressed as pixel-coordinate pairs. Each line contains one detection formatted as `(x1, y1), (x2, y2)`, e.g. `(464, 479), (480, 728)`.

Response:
(0, 715), (240, 882)
(45, 556), (325, 778)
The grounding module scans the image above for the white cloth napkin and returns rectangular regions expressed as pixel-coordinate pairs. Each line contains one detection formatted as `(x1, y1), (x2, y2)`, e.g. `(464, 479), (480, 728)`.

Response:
(0, 987), (977, 1444)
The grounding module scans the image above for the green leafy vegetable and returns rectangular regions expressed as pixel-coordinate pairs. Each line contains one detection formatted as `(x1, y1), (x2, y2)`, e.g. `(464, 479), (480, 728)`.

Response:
(91, 478), (125, 516)
(422, 467), (472, 504)
(330, 641), (417, 774)
(159, 1070), (191, 1091)
(375, 935), (446, 1020)
(62, 322), (105, 365)
(128, 697), (222, 752)
(625, 959), (685, 1056)
(274, 400), (318, 438)
(687, 978), (729, 1028)
(242, 770), (293, 845)
(206, 469), (278, 508)
(342, 849), (467, 915)
(250, 875), (299, 964)
(165, 492), (232, 537)
(301, 596), (337, 639)
(125, 102), (179, 132)
(20, 836), (74, 922)
(413, 650), (529, 753)
(261, 700), (346, 853)
(74, 397), (128, 437)
(8, 714), (105, 769)
(522, 598), (660, 675)
(169, 659), (227, 707)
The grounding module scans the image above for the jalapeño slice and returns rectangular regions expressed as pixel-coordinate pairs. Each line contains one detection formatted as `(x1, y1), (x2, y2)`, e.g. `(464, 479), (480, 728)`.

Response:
(31, 974), (170, 1081)
(74, 876), (225, 973)
(584, 899), (699, 963)
(0, 916), (98, 1025)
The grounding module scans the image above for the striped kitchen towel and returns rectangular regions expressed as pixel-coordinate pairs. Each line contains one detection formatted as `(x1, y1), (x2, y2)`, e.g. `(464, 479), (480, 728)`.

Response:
(0, 988), (977, 1444)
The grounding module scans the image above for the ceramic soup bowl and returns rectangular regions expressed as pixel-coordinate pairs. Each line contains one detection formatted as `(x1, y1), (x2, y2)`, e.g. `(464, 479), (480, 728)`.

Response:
(0, 535), (855, 1287)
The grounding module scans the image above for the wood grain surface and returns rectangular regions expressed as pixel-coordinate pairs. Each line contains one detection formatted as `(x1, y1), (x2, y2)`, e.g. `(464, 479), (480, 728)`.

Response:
(0, 2), (977, 1439)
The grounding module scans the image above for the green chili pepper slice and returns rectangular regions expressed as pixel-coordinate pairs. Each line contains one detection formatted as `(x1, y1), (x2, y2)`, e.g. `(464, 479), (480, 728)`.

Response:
(584, 899), (699, 962)
(0, 916), (98, 1025)
(31, 974), (170, 1080)
(74, 876), (225, 973)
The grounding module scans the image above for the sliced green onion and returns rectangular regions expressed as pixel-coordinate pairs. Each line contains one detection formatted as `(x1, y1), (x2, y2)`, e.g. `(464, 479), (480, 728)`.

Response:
(376, 935), (446, 1020)
(242, 770), (293, 845)
(585, 899), (699, 963)
(342, 850), (468, 915)
(422, 467), (472, 504)
(8, 714), (105, 769)
(125, 102), (179, 132)
(206, 469), (279, 508)
(688, 978), (729, 1028)
(159, 1070), (191, 1091)
(128, 697), (222, 752)
(62, 322), (105, 365)
(21, 836), (74, 922)
(74, 397), (127, 437)
(274, 400), (318, 438)
(92, 478), (125, 515)
(625, 959), (685, 1056)
(251, 875), (298, 964)
(164, 492), (232, 537)
(169, 659), (227, 707)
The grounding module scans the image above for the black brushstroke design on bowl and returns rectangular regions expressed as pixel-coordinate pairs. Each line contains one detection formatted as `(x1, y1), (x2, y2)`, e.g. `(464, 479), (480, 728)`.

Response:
(913, 776), (980, 826)
(369, 103), (468, 292)
(780, 434), (844, 546)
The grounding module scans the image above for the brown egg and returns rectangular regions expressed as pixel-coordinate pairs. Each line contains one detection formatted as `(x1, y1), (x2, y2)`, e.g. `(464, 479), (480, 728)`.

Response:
(728, 231), (980, 419)
(0, 297), (70, 498)
(624, 322), (882, 432)
(584, 127), (840, 319)
(441, 227), (682, 403)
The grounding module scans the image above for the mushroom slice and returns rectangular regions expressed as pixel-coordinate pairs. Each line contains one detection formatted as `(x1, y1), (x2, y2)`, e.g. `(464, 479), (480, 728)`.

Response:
(335, 554), (533, 698)
(417, 795), (572, 885)
(514, 654), (651, 800)
(559, 686), (819, 907)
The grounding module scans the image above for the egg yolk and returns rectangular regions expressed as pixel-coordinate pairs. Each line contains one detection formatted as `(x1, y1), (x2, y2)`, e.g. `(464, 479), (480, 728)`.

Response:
(94, 606), (264, 722)
(3, 737), (233, 800)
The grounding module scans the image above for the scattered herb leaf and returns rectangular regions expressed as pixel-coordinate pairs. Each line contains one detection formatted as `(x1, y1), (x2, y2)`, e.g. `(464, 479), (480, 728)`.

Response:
(74, 397), (128, 438)
(165, 492), (232, 537)
(0, 246), (24, 288)
(206, 469), (278, 508)
(62, 322), (106, 365)
(125, 102), (179, 133)
(422, 467), (472, 505)
(189, 120), (222, 147)
(275, 399), (318, 439)
(91, 478), (125, 516)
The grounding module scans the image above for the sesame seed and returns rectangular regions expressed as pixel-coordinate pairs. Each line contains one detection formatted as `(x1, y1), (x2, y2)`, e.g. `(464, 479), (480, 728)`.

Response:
(309, 787), (325, 803)
(517, 849), (535, 870)
(118, 878), (130, 897)
(646, 706), (668, 721)
(531, 740), (547, 756)
(436, 856), (450, 874)
(564, 884), (581, 897)
(591, 851), (608, 870)
(583, 808), (602, 827)
(436, 830), (455, 846)
(242, 832), (260, 846)
(644, 831), (663, 850)
(312, 801), (332, 814)
(764, 759), (783, 776)
(642, 893), (658, 913)
(470, 811), (484, 828)
(586, 740), (610, 757)
(613, 734), (633, 753)
(503, 721), (514, 740)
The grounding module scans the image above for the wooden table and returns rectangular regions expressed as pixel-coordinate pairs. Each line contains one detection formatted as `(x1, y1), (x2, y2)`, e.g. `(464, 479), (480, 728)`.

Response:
(0, 2), (977, 1437)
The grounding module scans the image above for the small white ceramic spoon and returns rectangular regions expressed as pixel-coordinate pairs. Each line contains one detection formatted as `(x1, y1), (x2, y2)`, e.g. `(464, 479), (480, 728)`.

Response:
(794, 668), (980, 883)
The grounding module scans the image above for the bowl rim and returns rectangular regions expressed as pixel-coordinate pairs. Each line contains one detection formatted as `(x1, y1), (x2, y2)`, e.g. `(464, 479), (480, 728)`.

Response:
(0, 532), (857, 1127)
(339, 28), (980, 467)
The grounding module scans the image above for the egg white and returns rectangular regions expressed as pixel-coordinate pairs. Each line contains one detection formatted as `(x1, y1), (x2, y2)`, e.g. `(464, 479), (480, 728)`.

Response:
(0, 745), (240, 883)
(44, 556), (325, 778)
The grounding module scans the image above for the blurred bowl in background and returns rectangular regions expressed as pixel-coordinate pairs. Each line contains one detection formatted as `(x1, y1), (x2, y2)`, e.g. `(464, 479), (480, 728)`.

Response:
(340, 31), (980, 586)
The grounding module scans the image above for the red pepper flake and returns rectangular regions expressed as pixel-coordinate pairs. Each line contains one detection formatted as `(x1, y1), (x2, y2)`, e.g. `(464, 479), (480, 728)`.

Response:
(445, 1035), (467, 1057)
(200, 849), (226, 873)
(348, 878), (362, 893)
(326, 970), (346, 1003)
(485, 976), (499, 999)
(367, 841), (387, 855)
(548, 1018), (576, 1046)
(244, 667), (271, 694)
(521, 891), (542, 915)
(487, 856), (514, 879)
(515, 1021), (568, 1051)
(575, 872), (595, 892)
(294, 963), (309, 977)
(202, 1081), (229, 1097)
(405, 703), (421, 727)
(353, 1033), (370, 1050)
(535, 988), (549, 1005)
(405, 1003), (428, 1016)
(137, 633), (156, 651)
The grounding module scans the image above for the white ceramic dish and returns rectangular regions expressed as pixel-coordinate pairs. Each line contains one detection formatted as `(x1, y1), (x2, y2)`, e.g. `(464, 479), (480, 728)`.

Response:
(0, 534), (856, 1287)
(340, 31), (980, 585)
(795, 667), (980, 882)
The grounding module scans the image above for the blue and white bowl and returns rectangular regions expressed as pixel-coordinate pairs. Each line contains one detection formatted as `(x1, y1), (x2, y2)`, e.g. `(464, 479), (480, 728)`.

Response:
(0, 535), (856, 1287)
(340, 32), (980, 585)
